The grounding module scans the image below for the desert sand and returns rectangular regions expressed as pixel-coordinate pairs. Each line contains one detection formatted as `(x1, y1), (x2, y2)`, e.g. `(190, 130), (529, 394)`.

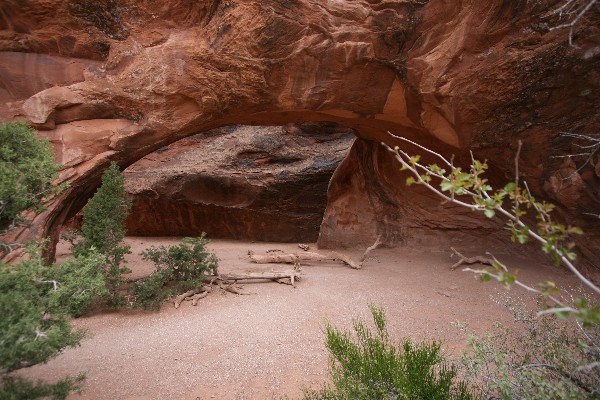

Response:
(19, 237), (581, 400)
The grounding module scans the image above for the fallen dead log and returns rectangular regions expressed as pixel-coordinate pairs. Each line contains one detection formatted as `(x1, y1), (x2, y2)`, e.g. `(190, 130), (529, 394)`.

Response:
(248, 235), (382, 270)
(171, 268), (302, 308)
(450, 247), (495, 270)
(207, 270), (302, 287)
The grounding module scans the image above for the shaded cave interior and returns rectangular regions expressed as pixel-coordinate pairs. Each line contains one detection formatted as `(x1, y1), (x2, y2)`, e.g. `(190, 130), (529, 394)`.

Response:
(67, 122), (357, 243)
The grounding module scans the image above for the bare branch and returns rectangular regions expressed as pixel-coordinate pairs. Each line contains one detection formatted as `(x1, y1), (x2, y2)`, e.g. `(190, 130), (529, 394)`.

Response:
(35, 280), (59, 291)
(548, 0), (598, 47)
(386, 133), (453, 168)
(518, 363), (592, 393)
(449, 247), (495, 270)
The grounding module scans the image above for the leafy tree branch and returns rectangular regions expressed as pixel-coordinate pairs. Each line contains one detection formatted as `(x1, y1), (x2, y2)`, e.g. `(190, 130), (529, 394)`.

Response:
(381, 133), (599, 325)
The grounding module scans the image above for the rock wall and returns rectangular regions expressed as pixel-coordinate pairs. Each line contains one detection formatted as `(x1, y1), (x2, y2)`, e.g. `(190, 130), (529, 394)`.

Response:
(124, 123), (354, 242)
(0, 1), (598, 265)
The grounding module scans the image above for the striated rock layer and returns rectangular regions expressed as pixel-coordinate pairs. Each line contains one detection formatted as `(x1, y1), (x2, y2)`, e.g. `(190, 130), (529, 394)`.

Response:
(0, 1), (599, 266)
(124, 123), (354, 242)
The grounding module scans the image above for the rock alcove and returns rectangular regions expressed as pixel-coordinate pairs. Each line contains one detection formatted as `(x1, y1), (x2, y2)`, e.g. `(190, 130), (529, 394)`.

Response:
(123, 123), (355, 242)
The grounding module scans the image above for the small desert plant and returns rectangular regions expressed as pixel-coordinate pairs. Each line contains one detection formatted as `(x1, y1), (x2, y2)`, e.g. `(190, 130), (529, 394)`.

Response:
(132, 235), (219, 309)
(458, 294), (600, 399)
(302, 305), (474, 400)
(76, 162), (131, 307)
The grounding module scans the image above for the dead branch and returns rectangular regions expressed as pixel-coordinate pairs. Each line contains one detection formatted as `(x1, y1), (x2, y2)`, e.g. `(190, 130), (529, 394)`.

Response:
(219, 283), (255, 295)
(328, 251), (362, 269)
(191, 291), (209, 306)
(450, 247), (495, 270)
(209, 270), (302, 287)
(174, 289), (197, 308)
(247, 250), (303, 266)
(247, 235), (382, 270)
(359, 234), (382, 264)
(172, 268), (301, 308)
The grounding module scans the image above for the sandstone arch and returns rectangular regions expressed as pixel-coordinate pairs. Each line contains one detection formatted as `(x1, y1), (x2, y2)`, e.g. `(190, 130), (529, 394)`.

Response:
(1, 1), (599, 264)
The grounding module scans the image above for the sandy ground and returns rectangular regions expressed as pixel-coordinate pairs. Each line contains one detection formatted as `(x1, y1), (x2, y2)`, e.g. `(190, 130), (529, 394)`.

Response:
(18, 237), (582, 400)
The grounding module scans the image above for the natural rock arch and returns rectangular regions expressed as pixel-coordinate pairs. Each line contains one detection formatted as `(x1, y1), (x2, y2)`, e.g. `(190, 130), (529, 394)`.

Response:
(1, 1), (599, 263)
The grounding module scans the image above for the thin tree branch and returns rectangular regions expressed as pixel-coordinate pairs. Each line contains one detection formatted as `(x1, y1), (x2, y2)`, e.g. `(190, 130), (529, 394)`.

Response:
(518, 363), (592, 393)
(382, 134), (600, 297)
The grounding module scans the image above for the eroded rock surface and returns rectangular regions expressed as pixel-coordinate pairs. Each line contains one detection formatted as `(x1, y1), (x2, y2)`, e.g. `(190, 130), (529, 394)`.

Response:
(124, 124), (354, 242)
(0, 1), (599, 266)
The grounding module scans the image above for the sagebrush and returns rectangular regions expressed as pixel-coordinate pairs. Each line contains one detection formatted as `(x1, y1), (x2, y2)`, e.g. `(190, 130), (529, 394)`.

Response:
(302, 305), (474, 400)
(132, 235), (219, 309)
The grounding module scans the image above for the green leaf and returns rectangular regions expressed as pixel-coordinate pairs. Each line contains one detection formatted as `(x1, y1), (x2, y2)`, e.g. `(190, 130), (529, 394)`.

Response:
(565, 251), (577, 261)
(569, 226), (583, 235)
(440, 181), (454, 192)
(484, 209), (495, 218)
(406, 177), (415, 186)
(503, 182), (516, 192)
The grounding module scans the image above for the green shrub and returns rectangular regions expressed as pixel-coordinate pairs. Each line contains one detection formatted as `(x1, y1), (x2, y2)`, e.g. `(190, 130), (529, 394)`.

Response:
(0, 120), (62, 230)
(0, 252), (84, 373)
(132, 235), (219, 309)
(0, 122), (87, 399)
(76, 161), (131, 307)
(0, 374), (85, 400)
(44, 249), (108, 317)
(459, 295), (600, 399)
(131, 268), (173, 310)
(302, 306), (474, 400)
(0, 247), (97, 399)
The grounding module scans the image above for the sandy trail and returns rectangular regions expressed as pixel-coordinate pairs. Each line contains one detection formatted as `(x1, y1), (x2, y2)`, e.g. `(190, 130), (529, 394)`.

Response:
(19, 237), (580, 399)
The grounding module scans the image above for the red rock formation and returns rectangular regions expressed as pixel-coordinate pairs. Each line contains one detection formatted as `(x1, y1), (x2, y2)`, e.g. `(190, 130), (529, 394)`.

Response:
(124, 123), (354, 242)
(0, 1), (598, 265)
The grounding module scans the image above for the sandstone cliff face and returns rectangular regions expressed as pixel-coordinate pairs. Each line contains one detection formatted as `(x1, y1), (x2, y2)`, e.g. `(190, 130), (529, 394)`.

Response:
(124, 123), (354, 242)
(0, 1), (598, 264)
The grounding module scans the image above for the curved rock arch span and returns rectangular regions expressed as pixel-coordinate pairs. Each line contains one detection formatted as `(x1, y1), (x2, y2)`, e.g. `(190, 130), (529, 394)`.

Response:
(1, 0), (599, 263)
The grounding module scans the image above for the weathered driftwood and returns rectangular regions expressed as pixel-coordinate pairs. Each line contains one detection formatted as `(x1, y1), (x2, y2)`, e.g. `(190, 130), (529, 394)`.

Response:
(172, 268), (302, 308)
(248, 235), (382, 270)
(218, 283), (255, 295)
(174, 289), (198, 308)
(207, 270), (302, 287)
(191, 291), (209, 306)
(450, 247), (495, 270)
